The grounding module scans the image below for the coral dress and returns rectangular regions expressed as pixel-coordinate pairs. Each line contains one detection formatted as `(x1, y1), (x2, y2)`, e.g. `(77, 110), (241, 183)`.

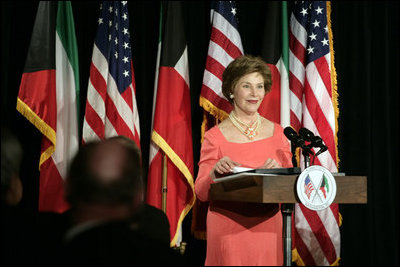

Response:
(195, 123), (292, 266)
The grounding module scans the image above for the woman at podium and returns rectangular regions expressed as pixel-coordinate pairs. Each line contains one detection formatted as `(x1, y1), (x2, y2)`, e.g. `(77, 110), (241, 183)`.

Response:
(195, 55), (292, 266)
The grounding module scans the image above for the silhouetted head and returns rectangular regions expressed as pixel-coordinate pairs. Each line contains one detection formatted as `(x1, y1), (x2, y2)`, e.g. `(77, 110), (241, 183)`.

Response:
(1, 127), (23, 206)
(66, 138), (143, 208)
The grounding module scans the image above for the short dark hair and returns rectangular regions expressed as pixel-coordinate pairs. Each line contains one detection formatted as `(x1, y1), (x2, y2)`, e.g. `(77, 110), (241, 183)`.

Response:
(66, 138), (143, 206)
(222, 55), (272, 104)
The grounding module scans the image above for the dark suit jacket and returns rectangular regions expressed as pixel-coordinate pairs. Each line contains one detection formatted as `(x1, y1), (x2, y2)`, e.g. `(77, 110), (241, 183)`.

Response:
(130, 203), (171, 245)
(33, 204), (182, 266)
(1, 206), (39, 265)
(62, 220), (184, 266)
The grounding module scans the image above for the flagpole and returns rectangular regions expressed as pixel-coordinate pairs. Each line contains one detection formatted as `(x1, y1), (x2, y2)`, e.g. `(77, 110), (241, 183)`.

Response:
(162, 153), (168, 213)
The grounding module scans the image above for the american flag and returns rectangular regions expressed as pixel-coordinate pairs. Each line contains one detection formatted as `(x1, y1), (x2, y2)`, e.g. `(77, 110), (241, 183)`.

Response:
(289, 1), (340, 265)
(199, 1), (244, 128)
(192, 1), (244, 239)
(304, 175), (315, 199)
(83, 1), (140, 148)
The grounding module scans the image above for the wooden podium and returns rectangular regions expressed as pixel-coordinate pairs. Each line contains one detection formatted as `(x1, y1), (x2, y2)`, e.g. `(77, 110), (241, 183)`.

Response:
(209, 172), (367, 266)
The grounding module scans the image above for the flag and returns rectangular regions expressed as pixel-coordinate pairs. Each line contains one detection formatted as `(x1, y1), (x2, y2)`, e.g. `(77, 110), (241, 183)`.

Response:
(199, 1), (244, 130)
(82, 1), (140, 149)
(304, 175), (315, 199)
(319, 175), (328, 198)
(147, 1), (195, 247)
(289, 1), (341, 265)
(192, 0), (244, 240)
(260, 1), (290, 127)
(16, 1), (79, 213)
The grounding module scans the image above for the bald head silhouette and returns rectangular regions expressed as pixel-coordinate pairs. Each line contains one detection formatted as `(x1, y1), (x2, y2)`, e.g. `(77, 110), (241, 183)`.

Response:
(66, 138), (143, 208)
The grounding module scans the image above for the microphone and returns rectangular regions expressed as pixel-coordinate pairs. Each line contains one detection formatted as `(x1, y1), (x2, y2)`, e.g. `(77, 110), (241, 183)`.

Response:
(299, 128), (314, 141)
(283, 126), (299, 143)
(312, 136), (328, 157)
(299, 127), (328, 157)
(283, 127), (313, 155)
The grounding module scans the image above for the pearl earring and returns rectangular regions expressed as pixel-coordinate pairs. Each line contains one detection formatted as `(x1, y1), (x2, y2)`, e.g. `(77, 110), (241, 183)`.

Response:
(230, 94), (234, 99)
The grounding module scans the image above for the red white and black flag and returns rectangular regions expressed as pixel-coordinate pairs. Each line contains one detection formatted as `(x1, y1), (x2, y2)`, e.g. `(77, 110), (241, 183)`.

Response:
(260, 1), (290, 126)
(17, 1), (79, 213)
(147, 1), (195, 247)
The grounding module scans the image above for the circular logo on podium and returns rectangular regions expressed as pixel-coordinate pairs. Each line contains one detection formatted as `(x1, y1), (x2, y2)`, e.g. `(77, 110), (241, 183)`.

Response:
(296, 165), (336, 211)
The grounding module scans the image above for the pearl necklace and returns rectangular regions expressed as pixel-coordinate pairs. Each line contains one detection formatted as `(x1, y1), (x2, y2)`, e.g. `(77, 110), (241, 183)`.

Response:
(229, 111), (261, 139)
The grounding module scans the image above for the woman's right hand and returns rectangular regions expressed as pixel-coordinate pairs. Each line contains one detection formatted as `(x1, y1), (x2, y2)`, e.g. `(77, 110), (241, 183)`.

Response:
(212, 156), (240, 177)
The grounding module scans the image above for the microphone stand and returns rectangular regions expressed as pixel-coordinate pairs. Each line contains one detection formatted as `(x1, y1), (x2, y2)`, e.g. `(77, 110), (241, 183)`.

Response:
(303, 149), (311, 168)
(290, 143), (298, 168)
(282, 203), (293, 266)
(282, 147), (313, 266)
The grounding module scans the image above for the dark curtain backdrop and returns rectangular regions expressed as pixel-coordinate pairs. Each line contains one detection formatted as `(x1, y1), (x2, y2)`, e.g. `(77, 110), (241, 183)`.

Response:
(1, 1), (398, 266)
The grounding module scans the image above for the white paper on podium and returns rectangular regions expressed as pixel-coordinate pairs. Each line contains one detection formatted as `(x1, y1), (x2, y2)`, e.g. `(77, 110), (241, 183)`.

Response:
(212, 167), (303, 183)
(213, 170), (276, 183)
(232, 166), (254, 173)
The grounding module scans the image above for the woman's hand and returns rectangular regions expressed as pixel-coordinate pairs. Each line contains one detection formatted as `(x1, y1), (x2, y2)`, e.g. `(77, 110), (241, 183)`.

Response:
(212, 156), (240, 177)
(259, 158), (281, 169)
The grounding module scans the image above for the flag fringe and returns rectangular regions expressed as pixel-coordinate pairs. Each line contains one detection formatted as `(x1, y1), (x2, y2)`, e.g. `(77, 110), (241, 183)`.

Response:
(200, 112), (207, 144)
(199, 96), (229, 122)
(151, 130), (196, 246)
(292, 248), (305, 266)
(331, 257), (341, 266)
(199, 96), (230, 144)
(292, 248), (341, 266)
(16, 97), (56, 169)
(172, 196), (196, 246)
(152, 130), (195, 189)
(327, 1), (340, 168)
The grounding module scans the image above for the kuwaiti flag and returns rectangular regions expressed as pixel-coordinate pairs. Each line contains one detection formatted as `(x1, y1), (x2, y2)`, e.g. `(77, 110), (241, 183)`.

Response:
(319, 175), (329, 199)
(16, 1), (79, 213)
(147, 1), (195, 247)
(260, 1), (290, 127)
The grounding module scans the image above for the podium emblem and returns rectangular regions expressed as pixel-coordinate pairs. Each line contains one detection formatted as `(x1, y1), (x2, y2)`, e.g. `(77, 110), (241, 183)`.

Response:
(296, 165), (336, 211)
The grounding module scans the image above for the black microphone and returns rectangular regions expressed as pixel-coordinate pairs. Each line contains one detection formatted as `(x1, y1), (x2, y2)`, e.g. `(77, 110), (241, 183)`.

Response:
(312, 136), (328, 157)
(283, 127), (305, 148)
(286, 128), (313, 154)
(284, 127), (313, 157)
(299, 128), (314, 141)
(299, 127), (328, 157)
(283, 126), (299, 143)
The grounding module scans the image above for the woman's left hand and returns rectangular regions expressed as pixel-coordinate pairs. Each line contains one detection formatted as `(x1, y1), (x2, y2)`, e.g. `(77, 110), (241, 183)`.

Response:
(259, 158), (282, 169)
